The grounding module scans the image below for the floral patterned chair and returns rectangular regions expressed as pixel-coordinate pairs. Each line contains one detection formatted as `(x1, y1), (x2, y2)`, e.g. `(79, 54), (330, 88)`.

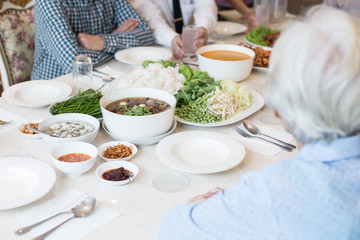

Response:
(0, 0), (35, 90)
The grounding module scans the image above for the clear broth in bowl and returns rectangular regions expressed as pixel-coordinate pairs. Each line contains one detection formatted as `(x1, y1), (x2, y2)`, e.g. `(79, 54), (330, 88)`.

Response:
(201, 50), (251, 61)
(106, 97), (171, 115)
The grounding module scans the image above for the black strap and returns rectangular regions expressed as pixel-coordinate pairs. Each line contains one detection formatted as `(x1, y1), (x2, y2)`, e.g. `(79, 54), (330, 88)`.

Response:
(173, 0), (184, 34)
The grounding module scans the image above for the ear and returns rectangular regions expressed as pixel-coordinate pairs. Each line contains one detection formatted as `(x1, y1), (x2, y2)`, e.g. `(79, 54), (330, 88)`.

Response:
(274, 110), (280, 118)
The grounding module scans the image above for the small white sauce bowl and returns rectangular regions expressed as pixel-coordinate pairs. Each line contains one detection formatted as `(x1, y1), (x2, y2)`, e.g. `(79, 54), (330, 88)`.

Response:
(51, 141), (98, 177)
(96, 161), (139, 185)
(18, 123), (41, 139)
(98, 141), (137, 161)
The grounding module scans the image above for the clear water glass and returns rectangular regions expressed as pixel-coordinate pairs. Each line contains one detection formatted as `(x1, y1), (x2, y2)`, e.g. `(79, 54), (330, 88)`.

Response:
(254, 0), (272, 26)
(182, 25), (199, 59)
(273, 0), (288, 18)
(72, 55), (93, 92)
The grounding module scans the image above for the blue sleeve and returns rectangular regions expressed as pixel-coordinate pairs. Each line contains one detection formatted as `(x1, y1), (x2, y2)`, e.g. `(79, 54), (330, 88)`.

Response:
(35, 0), (113, 72)
(157, 171), (278, 240)
(100, 0), (154, 53)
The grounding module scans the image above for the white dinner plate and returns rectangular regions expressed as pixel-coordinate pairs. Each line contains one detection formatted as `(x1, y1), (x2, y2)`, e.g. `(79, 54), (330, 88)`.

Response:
(175, 89), (264, 127)
(253, 66), (269, 72)
(114, 46), (173, 65)
(2, 80), (72, 108)
(245, 38), (273, 49)
(156, 131), (246, 174)
(211, 21), (247, 37)
(0, 157), (56, 210)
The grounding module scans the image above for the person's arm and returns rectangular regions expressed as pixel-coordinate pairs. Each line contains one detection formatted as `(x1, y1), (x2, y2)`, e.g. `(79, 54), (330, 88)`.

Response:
(158, 171), (277, 239)
(191, 0), (217, 49)
(35, 0), (112, 73)
(99, 0), (154, 54)
(228, 0), (257, 30)
(193, 0), (218, 33)
(131, 0), (177, 48)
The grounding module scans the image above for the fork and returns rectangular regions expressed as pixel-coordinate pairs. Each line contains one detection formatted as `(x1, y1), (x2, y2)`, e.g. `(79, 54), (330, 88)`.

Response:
(0, 120), (13, 125)
(93, 69), (116, 83)
(234, 127), (292, 152)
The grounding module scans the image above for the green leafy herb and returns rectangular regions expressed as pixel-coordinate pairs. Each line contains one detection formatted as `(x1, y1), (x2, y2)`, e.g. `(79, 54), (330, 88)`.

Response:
(124, 105), (152, 116)
(245, 26), (280, 47)
(142, 60), (177, 68)
(50, 89), (103, 118)
(174, 65), (220, 107)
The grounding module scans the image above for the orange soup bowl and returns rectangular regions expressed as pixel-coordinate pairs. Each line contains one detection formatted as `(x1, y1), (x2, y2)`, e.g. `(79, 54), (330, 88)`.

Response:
(197, 44), (255, 82)
(50, 141), (98, 177)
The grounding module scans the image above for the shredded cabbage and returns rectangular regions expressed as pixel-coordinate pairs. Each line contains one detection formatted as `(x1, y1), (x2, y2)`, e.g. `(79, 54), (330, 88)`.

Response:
(219, 80), (252, 108)
(205, 81), (253, 120)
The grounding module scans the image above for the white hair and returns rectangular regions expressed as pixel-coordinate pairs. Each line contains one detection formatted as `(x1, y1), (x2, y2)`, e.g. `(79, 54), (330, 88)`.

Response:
(263, 6), (360, 143)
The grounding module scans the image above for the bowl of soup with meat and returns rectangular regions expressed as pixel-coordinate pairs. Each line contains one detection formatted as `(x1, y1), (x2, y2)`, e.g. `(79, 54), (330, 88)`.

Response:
(197, 44), (255, 82)
(100, 88), (176, 138)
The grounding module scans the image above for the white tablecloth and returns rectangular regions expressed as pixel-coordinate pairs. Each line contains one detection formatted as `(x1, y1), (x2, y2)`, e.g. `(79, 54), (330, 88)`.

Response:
(0, 20), (297, 240)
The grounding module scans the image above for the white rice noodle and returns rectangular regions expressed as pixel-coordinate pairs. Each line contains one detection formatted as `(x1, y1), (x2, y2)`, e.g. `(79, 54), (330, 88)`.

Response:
(114, 63), (185, 94)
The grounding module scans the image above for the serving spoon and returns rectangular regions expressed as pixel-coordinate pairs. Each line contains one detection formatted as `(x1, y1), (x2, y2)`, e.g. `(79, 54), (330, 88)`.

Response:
(15, 196), (96, 236)
(30, 197), (96, 240)
(243, 120), (296, 149)
(26, 126), (55, 137)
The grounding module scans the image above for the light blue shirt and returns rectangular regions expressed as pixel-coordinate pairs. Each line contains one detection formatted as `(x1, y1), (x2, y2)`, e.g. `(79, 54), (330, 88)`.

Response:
(158, 134), (360, 240)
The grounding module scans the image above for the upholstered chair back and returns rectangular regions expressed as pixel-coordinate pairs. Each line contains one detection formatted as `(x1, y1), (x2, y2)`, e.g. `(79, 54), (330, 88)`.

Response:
(0, 0), (35, 90)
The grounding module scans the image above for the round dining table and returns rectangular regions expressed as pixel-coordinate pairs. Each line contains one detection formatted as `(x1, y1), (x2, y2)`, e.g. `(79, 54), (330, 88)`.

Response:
(0, 18), (297, 240)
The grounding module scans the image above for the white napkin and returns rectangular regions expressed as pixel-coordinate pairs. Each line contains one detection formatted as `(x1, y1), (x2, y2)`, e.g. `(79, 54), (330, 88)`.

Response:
(95, 66), (125, 79)
(0, 108), (27, 135)
(16, 190), (120, 240)
(92, 66), (126, 90)
(231, 120), (295, 156)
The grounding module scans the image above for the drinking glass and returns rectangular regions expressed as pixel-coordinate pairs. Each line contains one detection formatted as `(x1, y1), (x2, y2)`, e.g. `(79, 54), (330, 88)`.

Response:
(72, 55), (93, 92)
(273, 0), (288, 18)
(182, 25), (199, 59)
(254, 0), (273, 26)
(259, 106), (282, 125)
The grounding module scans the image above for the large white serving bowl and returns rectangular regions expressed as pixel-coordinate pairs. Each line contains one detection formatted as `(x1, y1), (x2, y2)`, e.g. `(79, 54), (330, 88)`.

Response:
(50, 141), (98, 177)
(100, 88), (176, 139)
(197, 44), (255, 82)
(38, 113), (100, 147)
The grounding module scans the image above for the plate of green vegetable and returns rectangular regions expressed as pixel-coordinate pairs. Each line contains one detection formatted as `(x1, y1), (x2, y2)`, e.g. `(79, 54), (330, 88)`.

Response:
(174, 65), (264, 127)
(49, 89), (103, 120)
(245, 26), (280, 48)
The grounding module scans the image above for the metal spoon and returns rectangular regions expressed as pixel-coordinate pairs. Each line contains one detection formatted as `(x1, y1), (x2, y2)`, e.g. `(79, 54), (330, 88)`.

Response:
(31, 197), (96, 240)
(234, 127), (292, 152)
(15, 196), (96, 236)
(175, 61), (198, 70)
(243, 120), (296, 149)
(26, 126), (54, 137)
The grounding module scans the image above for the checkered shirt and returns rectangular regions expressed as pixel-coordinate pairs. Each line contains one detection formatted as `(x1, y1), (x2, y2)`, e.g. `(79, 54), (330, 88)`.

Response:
(31, 0), (154, 80)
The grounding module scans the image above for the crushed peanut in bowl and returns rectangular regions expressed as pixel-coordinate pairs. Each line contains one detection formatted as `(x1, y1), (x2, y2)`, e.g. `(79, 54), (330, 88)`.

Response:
(21, 122), (40, 135)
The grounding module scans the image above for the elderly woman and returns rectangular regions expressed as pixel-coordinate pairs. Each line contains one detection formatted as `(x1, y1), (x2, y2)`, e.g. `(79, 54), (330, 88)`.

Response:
(157, 6), (360, 240)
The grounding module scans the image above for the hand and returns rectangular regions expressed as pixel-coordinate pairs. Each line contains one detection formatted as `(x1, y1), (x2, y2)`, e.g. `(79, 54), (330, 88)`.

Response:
(171, 34), (184, 59)
(245, 11), (257, 31)
(112, 18), (139, 32)
(77, 33), (105, 51)
(188, 187), (224, 203)
(194, 27), (208, 48)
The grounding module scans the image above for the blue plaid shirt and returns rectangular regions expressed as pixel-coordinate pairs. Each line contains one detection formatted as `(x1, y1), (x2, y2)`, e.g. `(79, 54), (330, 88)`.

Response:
(31, 0), (154, 80)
